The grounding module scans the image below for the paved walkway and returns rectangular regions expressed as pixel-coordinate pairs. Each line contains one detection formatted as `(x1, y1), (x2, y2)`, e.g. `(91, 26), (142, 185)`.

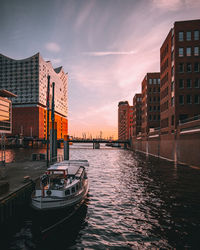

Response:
(0, 160), (47, 200)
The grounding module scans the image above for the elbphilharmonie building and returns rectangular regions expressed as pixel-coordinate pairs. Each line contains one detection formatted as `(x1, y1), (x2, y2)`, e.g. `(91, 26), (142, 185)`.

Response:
(0, 53), (68, 139)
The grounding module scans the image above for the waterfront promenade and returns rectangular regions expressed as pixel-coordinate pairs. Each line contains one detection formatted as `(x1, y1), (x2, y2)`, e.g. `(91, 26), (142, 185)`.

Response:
(0, 160), (46, 200)
(0, 159), (47, 226)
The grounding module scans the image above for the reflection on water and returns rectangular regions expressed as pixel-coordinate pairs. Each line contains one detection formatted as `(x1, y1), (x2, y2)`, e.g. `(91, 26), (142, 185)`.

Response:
(1, 144), (200, 249)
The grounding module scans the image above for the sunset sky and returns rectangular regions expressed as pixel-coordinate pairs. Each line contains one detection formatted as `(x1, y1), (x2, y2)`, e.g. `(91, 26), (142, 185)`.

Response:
(1, 0), (200, 139)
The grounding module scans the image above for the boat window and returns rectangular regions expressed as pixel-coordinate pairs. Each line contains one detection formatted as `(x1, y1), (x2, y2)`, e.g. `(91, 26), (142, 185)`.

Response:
(72, 187), (75, 193)
(65, 189), (70, 196)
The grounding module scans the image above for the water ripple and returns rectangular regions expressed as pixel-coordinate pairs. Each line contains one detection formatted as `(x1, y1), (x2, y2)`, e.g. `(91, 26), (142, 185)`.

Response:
(2, 145), (200, 249)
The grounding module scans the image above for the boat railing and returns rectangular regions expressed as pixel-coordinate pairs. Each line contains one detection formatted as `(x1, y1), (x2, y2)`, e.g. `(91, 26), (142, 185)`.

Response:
(50, 154), (64, 164)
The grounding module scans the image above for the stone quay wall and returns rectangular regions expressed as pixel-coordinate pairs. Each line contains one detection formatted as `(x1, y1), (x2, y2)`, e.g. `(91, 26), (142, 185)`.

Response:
(131, 119), (200, 168)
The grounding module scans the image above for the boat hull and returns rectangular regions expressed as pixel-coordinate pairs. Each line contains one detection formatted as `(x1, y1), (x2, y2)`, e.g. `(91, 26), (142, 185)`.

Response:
(31, 179), (89, 211)
(31, 196), (88, 236)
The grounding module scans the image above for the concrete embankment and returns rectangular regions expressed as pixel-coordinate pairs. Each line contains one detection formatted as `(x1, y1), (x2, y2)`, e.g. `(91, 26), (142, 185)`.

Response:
(131, 120), (200, 168)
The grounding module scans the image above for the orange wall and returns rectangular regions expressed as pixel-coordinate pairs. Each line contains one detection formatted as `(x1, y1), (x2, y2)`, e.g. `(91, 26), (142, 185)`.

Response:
(12, 106), (68, 139)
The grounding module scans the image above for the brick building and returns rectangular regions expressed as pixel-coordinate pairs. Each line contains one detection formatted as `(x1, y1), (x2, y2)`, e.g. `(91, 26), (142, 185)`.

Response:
(160, 19), (200, 134)
(0, 53), (68, 139)
(118, 101), (132, 140)
(129, 105), (134, 138)
(132, 93), (142, 137)
(141, 73), (160, 136)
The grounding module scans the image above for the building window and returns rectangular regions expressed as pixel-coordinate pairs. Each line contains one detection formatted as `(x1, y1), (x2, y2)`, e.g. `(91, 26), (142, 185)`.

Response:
(195, 78), (200, 88)
(194, 30), (199, 40)
(149, 115), (152, 121)
(179, 79), (184, 88)
(171, 66), (175, 77)
(171, 50), (174, 61)
(186, 47), (191, 56)
(171, 35), (174, 47)
(186, 63), (192, 72)
(153, 106), (156, 111)
(194, 95), (199, 104)
(179, 95), (184, 105)
(186, 95), (192, 104)
(158, 79), (160, 84)
(186, 31), (191, 41)
(171, 97), (174, 106)
(194, 62), (199, 72)
(179, 31), (184, 41)
(158, 115), (160, 120)
(171, 81), (174, 91)
(149, 79), (152, 84)
(153, 97), (156, 102)
(153, 79), (157, 84)
(158, 105), (160, 111)
(194, 47), (199, 56)
(149, 97), (152, 102)
(149, 106), (152, 111)
(179, 63), (184, 73)
(179, 48), (184, 57)
(153, 87), (156, 92)
(186, 79), (192, 88)
(153, 115), (156, 121)
(171, 115), (174, 125)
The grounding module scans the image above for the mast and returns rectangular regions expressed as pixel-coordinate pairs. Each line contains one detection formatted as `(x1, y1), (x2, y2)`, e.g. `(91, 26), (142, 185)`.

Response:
(51, 82), (55, 161)
(46, 75), (50, 167)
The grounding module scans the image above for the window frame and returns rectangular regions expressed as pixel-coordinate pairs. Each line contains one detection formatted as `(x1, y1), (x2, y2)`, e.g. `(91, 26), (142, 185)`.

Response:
(178, 47), (184, 57)
(194, 30), (199, 41)
(194, 47), (199, 56)
(186, 47), (191, 56)
(178, 31), (184, 41)
(194, 62), (199, 72)
(194, 95), (199, 104)
(186, 95), (192, 104)
(179, 79), (184, 89)
(179, 95), (184, 105)
(186, 31), (191, 41)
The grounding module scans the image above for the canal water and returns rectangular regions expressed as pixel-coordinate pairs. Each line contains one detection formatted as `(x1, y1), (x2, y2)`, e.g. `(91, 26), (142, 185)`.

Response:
(1, 144), (200, 249)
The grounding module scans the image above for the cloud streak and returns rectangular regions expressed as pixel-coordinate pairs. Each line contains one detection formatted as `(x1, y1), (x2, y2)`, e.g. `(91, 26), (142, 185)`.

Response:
(83, 50), (136, 56)
(152, 0), (200, 11)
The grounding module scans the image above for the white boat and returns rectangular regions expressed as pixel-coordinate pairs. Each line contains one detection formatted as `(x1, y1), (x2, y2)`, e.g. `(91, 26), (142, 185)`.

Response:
(31, 160), (89, 211)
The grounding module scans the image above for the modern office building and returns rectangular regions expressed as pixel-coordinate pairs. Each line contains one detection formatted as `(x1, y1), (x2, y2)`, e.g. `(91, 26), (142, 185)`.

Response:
(141, 73), (160, 136)
(0, 53), (68, 139)
(118, 101), (132, 140)
(160, 19), (200, 135)
(132, 93), (142, 137)
(0, 89), (16, 134)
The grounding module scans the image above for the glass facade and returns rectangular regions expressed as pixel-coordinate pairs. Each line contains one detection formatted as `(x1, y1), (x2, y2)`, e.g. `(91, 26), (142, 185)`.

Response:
(0, 97), (12, 133)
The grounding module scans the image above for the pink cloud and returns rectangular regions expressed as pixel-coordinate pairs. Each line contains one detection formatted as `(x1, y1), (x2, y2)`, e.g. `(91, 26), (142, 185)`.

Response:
(45, 42), (61, 52)
(83, 50), (136, 56)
